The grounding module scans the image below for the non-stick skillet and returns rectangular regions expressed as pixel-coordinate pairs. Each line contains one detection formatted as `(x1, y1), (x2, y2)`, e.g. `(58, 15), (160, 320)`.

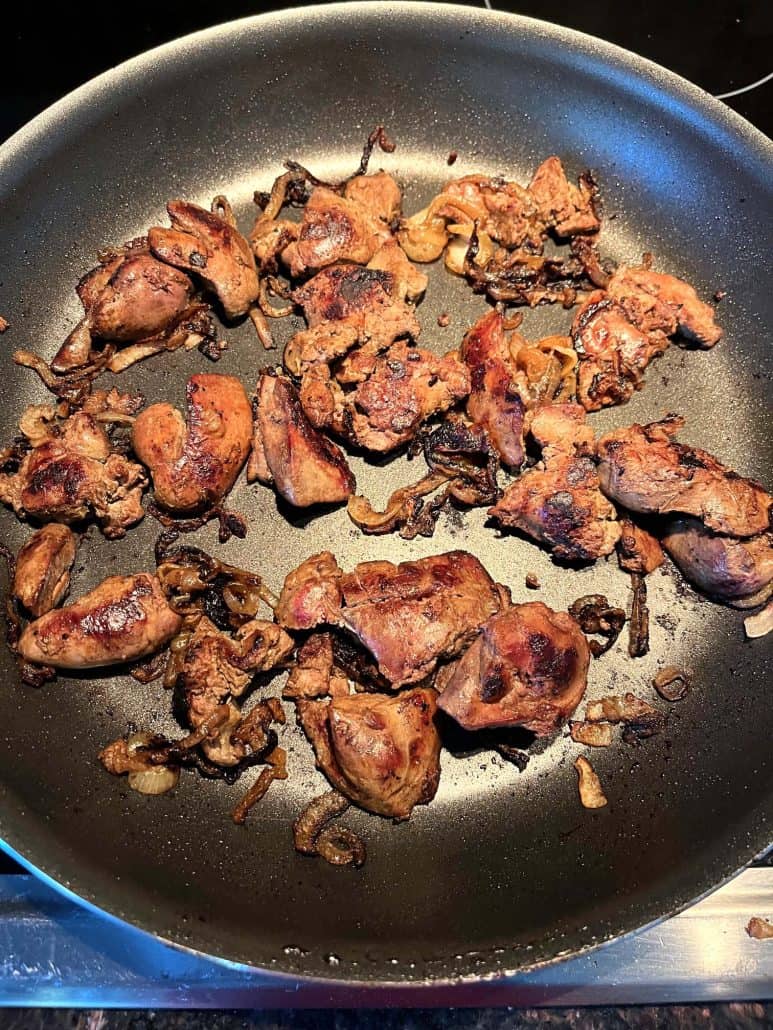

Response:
(0, 2), (770, 984)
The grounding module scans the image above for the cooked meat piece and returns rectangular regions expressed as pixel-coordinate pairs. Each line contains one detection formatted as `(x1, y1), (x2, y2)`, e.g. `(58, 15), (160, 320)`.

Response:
(51, 247), (194, 372)
(490, 404), (620, 562)
(18, 572), (181, 668)
(442, 175), (543, 249)
(366, 239), (427, 302)
(149, 201), (259, 319)
(284, 633), (349, 699)
(617, 516), (665, 575)
(527, 156), (599, 238)
(275, 551), (344, 630)
(132, 374), (252, 514)
(460, 309), (526, 468)
(572, 266), (721, 411)
(662, 517), (773, 608)
(441, 157), (597, 249)
(0, 411), (146, 538)
(285, 264), (420, 376)
(572, 291), (669, 411)
(342, 342), (471, 453)
(607, 266), (722, 348)
(281, 186), (391, 277)
(597, 417), (771, 538)
(249, 372), (354, 507)
(297, 363), (347, 432)
(437, 601), (590, 735)
(12, 524), (77, 617)
(339, 551), (506, 685)
(344, 171), (402, 224)
(297, 687), (441, 819)
(179, 615), (294, 728)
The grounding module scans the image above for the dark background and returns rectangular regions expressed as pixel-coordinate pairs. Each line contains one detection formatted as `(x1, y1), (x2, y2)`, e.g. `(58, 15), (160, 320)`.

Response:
(0, 1), (770, 1025)
(1, 0), (771, 144)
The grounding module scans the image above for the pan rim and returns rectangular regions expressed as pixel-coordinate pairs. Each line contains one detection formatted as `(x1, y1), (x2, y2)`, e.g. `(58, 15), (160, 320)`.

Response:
(0, 1), (770, 986)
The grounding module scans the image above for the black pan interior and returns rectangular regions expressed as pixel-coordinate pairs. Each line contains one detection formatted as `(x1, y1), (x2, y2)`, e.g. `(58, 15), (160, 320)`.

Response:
(0, 3), (770, 983)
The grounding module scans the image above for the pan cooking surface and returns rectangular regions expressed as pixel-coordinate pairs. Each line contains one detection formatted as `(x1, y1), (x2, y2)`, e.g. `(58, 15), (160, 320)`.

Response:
(0, 3), (770, 982)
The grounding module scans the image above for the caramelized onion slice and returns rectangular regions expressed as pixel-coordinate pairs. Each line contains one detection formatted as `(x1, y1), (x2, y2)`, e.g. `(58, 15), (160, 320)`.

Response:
(570, 721), (613, 747)
(293, 790), (366, 868)
(575, 756), (608, 809)
(347, 471), (450, 535)
(745, 601), (773, 640)
(652, 666), (691, 702)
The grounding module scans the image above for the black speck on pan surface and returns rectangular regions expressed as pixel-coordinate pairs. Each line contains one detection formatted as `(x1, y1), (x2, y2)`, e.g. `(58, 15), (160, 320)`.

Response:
(0, 2), (770, 984)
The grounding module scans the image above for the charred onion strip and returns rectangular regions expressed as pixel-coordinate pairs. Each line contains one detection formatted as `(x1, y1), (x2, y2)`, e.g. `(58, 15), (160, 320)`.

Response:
(248, 304), (274, 350)
(147, 501), (248, 545)
(347, 471), (452, 537)
(258, 279), (293, 318)
(417, 419), (500, 506)
(628, 573), (650, 658)
(284, 124), (396, 195)
(316, 825), (366, 867)
(211, 195), (236, 227)
(569, 595), (626, 657)
(129, 649), (169, 684)
(14, 347), (116, 404)
(293, 790), (366, 868)
(462, 226), (595, 308)
(585, 692), (665, 743)
(0, 543), (56, 687)
(232, 747), (288, 825)
(155, 538), (278, 622)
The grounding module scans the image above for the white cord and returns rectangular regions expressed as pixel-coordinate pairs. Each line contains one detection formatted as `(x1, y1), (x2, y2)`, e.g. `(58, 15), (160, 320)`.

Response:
(714, 70), (773, 100)
(477, 4), (770, 104)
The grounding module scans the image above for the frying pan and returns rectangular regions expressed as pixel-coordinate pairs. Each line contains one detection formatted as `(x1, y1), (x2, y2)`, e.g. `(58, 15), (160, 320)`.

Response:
(0, 2), (770, 984)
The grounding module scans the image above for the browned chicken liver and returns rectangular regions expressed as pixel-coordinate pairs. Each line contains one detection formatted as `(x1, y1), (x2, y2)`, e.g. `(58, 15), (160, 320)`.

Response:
(12, 524), (77, 617)
(441, 157), (597, 249)
(437, 601), (590, 735)
(281, 184), (393, 277)
(249, 372), (355, 508)
(276, 550), (507, 686)
(573, 266), (721, 411)
(597, 416), (771, 537)
(149, 201), (259, 319)
(461, 309), (527, 468)
(338, 551), (506, 685)
(274, 551), (344, 631)
(617, 516), (665, 575)
(132, 374), (252, 513)
(297, 687), (441, 819)
(0, 411), (146, 538)
(662, 518), (773, 608)
(342, 342), (470, 453)
(18, 573), (181, 668)
(179, 615), (294, 729)
(285, 263), (420, 376)
(51, 245), (195, 372)
(490, 404), (620, 562)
